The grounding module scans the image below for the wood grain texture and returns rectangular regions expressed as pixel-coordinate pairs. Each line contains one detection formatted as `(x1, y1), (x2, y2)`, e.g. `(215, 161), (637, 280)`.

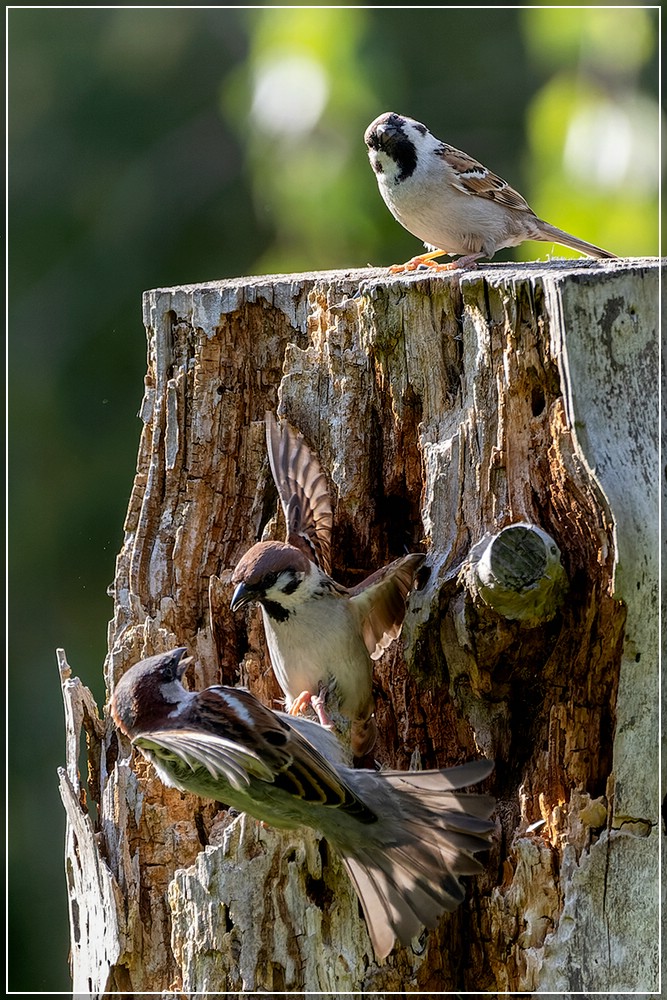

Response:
(59, 259), (660, 994)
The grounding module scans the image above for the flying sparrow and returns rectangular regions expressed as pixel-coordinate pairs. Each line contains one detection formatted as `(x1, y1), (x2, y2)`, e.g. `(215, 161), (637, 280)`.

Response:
(364, 111), (617, 271)
(230, 412), (425, 757)
(111, 647), (495, 961)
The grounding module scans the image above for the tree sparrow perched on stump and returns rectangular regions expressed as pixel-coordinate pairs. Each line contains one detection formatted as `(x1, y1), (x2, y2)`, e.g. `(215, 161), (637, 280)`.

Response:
(231, 412), (425, 758)
(364, 111), (617, 271)
(111, 647), (495, 961)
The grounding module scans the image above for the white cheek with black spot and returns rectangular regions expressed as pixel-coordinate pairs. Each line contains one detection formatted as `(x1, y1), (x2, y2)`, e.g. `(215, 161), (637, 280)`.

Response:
(369, 150), (384, 175)
(264, 563), (322, 610)
(266, 571), (298, 598)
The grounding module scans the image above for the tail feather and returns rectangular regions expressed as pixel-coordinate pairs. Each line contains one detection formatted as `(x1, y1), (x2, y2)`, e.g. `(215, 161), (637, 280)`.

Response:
(394, 815), (492, 883)
(436, 806), (497, 832)
(388, 841), (469, 904)
(342, 850), (458, 959)
(342, 857), (410, 959)
(382, 760), (495, 824)
(425, 828), (493, 868)
(383, 757), (494, 791)
(535, 220), (617, 260)
(340, 759), (495, 959)
(392, 814), (491, 874)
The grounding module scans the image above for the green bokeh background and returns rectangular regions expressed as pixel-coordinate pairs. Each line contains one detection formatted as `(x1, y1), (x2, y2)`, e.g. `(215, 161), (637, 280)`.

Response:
(8, 7), (660, 991)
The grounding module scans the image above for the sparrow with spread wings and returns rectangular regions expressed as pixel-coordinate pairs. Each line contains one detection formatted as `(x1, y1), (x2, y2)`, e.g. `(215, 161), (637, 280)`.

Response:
(111, 647), (495, 961)
(230, 412), (425, 757)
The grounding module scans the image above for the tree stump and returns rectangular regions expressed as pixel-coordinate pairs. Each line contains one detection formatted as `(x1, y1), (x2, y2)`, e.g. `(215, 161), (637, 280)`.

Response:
(58, 258), (660, 995)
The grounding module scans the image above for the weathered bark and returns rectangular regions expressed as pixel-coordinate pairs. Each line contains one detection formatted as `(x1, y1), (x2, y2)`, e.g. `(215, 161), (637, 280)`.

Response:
(59, 258), (660, 995)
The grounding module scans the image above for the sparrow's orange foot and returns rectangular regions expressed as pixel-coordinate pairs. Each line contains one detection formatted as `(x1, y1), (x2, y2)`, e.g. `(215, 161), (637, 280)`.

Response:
(388, 249), (448, 273)
(389, 250), (485, 273)
(288, 691), (312, 716)
(289, 688), (334, 728)
(427, 252), (485, 272)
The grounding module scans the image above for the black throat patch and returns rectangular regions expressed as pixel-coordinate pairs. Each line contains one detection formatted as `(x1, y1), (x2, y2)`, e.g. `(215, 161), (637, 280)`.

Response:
(262, 598), (290, 623)
(392, 131), (418, 182)
(369, 116), (418, 183)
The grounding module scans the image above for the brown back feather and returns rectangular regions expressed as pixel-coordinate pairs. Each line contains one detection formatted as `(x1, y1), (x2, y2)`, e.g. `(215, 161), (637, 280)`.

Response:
(437, 144), (534, 213)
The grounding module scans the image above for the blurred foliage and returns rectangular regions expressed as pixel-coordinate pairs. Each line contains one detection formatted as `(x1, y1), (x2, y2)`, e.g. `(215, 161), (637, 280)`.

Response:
(8, 7), (660, 991)
(520, 7), (661, 258)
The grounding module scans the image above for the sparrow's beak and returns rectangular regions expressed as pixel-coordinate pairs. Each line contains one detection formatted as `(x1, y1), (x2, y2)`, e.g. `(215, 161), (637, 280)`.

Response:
(173, 646), (193, 680)
(230, 581), (254, 612)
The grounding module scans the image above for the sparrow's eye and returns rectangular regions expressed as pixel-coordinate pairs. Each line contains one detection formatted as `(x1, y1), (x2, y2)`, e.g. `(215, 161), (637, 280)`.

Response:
(262, 572), (278, 590)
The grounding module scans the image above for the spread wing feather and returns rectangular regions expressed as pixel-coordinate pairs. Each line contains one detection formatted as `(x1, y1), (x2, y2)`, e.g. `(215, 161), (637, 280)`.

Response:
(350, 552), (425, 659)
(136, 684), (377, 821)
(265, 411), (333, 573)
(134, 729), (272, 791)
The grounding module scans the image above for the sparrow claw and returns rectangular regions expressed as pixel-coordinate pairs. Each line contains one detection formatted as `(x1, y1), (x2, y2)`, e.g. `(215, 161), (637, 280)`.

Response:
(288, 689), (334, 729)
(288, 691), (313, 716)
(388, 250), (448, 274)
(427, 253), (484, 272)
(311, 689), (334, 729)
(389, 250), (484, 274)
